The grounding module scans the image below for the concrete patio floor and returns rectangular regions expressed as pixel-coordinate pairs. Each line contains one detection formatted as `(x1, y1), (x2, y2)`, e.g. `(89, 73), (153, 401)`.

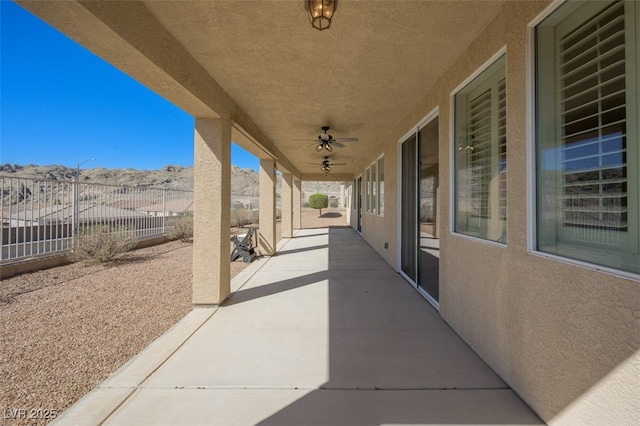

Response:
(54, 227), (544, 425)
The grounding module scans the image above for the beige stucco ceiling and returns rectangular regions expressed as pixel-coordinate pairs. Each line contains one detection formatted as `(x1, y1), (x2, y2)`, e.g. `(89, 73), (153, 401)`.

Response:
(18, 0), (508, 178)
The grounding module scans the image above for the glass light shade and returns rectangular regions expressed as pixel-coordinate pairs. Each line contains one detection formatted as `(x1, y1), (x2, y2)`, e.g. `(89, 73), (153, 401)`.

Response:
(308, 0), (336, 31)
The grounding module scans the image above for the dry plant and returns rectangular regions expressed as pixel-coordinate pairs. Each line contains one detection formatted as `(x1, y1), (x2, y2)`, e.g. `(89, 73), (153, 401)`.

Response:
(169, 214), (194, 242)
(73, 225), (136, 263)
(231, 208), (253, 227)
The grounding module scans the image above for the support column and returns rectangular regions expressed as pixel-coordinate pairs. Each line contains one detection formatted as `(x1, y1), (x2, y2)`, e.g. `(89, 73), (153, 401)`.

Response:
(293, 178), (302, 229)
(193, 118), (231, 305)
(259, 159), (276, 255)
(282, 173), (293, 238)
(339, 182), (345, 208)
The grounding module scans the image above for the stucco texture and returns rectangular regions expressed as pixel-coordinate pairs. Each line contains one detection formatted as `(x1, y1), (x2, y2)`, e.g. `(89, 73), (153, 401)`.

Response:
(360, 1), (640, 424)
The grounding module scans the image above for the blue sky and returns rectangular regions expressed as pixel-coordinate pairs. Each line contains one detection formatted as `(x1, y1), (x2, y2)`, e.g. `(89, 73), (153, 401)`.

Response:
(0, 1), (258, 171)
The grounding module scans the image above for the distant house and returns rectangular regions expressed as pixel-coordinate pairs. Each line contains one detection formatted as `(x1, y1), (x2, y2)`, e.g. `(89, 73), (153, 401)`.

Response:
(137, 198), (194, 217)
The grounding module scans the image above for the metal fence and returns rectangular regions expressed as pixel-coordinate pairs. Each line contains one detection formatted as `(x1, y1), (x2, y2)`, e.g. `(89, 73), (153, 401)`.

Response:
(1, 176), (193, 264)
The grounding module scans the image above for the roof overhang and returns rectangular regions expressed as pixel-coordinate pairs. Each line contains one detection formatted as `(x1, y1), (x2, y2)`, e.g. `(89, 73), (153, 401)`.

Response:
(17, 0), (508, 179)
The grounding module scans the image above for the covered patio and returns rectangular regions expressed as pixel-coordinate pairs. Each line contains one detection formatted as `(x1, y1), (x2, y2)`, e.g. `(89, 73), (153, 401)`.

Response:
(54, 227), (542, 425)
(15, 1), (639, 424)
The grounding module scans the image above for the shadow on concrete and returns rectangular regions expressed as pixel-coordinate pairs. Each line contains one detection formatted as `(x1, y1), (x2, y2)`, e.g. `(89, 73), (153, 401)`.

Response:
(320, 212), (343, 218)
(256, 228), (544, 425)
(223, 270), (328, 306)
(276, 244), (329, 256)
(292, 232), (329, 238)
(302, 225), (352, 230)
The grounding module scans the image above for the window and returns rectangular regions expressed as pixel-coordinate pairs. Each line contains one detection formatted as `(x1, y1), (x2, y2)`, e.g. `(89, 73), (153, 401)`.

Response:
(454, 54), (507, 243)
(536, 0), (639, 275)
(365, 158), (384, 215)
(365, 167), (370, 213)
(371, 161), (377, 214)
(378, 156), (385, 215)
(353, 179), (357, 210)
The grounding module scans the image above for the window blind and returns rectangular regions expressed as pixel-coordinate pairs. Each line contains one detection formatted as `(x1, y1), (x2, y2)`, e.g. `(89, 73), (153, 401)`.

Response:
(497, 78), (507, 221)
(467, 88), (493, 219)
(557, 0), (627, 243)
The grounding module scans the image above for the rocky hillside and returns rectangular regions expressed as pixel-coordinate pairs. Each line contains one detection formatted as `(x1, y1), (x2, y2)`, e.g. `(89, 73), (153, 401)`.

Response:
(0, 164), (340, 197)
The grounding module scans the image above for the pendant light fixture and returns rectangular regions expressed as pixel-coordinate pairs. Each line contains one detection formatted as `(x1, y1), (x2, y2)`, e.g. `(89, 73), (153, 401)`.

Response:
(308, 0), (337, 31)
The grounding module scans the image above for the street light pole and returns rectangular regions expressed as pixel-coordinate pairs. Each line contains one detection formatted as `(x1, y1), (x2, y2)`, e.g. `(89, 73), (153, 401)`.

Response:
(74, 158), (96, 240)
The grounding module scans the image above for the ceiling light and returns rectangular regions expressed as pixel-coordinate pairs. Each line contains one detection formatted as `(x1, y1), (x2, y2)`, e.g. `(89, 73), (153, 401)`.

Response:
(325, 142), (333, 152)
(308, 0), (337, 31)
(316, 143), (324, 152)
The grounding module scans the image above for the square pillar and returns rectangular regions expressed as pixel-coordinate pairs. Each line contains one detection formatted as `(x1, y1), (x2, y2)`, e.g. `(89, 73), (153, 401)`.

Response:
(259, 159), (276, 255)
(293, 178), (302, 229)
(282, 173), (294, 238)
(193, 118), (231, 305)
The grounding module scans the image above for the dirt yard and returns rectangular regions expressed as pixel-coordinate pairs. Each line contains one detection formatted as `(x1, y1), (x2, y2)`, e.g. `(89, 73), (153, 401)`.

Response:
(0, 208), (347, 425)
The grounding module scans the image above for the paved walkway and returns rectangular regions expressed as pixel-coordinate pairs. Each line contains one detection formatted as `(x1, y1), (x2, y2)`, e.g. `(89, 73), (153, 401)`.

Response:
(54, 227), (543, 425)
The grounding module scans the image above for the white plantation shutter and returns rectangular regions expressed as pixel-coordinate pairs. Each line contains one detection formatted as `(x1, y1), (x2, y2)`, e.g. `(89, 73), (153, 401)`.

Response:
(497, 78), (507, 221)
(536, 0), (639, 275)
(467, 87), (492, 219)
(557, 0), (628, 243)
(455, 55), (507, 242)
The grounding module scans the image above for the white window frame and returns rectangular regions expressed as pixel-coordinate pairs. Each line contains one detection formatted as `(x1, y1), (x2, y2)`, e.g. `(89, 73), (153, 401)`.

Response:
(529, 0), (640, 280)
(365, 166), (371, 213)
(451, 49), (507, 245)
(370, 160), (377, 215)
(377, 155), (385, 216)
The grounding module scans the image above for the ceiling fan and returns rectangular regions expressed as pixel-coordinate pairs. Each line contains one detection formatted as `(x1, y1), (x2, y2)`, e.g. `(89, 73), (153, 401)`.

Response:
(297, 126), (358, 152)
(309, 156), (347, 173)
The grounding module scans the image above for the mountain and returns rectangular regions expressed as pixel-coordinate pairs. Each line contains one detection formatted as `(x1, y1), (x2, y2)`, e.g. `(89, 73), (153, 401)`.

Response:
(0, 164), (340, 198)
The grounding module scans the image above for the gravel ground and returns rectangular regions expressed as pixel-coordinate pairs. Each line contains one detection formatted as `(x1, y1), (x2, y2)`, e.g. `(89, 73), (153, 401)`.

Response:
(0, 209), (347, 425)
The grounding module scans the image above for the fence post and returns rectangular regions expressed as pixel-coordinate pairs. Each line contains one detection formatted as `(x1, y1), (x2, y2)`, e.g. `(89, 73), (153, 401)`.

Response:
(162, 189), (166, 234)
(73, 177), (78, 248)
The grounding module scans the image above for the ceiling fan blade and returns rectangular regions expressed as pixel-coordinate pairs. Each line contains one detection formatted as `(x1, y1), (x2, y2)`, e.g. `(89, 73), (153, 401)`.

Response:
(330, 163), (348, 166)
(332, 141), (346, 148)
(334, 137), (358, 143)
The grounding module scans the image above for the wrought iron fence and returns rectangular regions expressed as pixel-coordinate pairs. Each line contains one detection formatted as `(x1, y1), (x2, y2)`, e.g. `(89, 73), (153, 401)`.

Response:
(1, 176), (193, 264)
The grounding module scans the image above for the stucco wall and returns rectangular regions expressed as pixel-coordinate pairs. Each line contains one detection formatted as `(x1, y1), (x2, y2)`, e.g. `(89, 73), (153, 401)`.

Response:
(359, 128), (400, 268)
(354, 1), (640, 424)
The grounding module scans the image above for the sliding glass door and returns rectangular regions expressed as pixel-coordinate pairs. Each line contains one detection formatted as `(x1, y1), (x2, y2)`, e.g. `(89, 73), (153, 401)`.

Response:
(401, 134), (418, 281)
(418, 118), (439, 302)
(400, 116), (440, 305)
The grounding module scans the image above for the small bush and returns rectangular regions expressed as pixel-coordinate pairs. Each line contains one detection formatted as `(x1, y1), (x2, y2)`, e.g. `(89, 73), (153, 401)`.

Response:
(231, 208), (252, 228)
(329, 199), (339, 208)
(170, 214), (193, 242)
(73, 225), (136, 263)
(309, 193), (329, 216)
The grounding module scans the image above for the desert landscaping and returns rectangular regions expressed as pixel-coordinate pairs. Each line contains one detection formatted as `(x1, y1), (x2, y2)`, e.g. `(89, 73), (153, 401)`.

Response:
(0, 208), (347, 425)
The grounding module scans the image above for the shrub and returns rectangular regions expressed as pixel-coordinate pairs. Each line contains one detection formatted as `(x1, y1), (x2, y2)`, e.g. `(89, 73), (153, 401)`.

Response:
(231, 208), (252, 228)
(309, 193), (329, 216)
(73, 225), (136, 263)
(329, 199), (339, 208)
(170, 214), (193, 242)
